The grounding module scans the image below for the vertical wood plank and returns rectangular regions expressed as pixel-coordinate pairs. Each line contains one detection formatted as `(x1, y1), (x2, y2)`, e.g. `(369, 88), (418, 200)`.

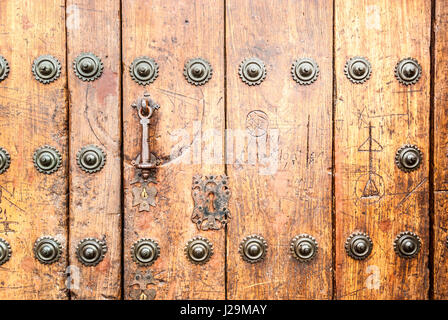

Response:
(226, 0), (333, 299)
(66, 0), (122, 299)
(433, 0), (448, 300)
(122, 0), (225, 299)
(0, 0), (68, 299)
(334, 0), (431, 299)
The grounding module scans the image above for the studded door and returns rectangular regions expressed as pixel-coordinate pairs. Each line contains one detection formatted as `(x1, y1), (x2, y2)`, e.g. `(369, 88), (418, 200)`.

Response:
(0, 0), (446, 300)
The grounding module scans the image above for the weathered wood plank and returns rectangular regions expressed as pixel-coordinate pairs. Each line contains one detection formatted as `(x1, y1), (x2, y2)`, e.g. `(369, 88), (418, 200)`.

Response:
(334, 0), (431, 299)
(0, 0), (68, 299)
(122, 0), (225, 299)
(226, 0), (333, 299)
(433, 0), (448, 300)
(66, 0), (122, 299)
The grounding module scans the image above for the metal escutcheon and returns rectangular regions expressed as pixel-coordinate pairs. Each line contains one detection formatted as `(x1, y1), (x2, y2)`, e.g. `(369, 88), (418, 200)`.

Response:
(0, 147), (11, 174)
(344, 56), (371, 84)
(0, 55), (10, 82)
(34, 236), (62, 265)
(239, 57), (266, 86)
(33, 145), (62, 174)
(290, 234), (318, 262)
(73, 53), (103, 81)
(291, 58), (319, 85)
(32, 55), (61, 84)
(395, 58), (422, 85)
(394, 231), (421, 259)
(131, 238), (160, 267)
(184, 58), (213, 86)
(130, 57), (158, 85)
(76, 145), (106, 173)
(0, 238), (11, 266)
(345, 232), (373, 260)
(185, 236), (213, 265)
(76, 238), (107, 267)
(239, 234), (267, 263)
(395, 144), (422, 172)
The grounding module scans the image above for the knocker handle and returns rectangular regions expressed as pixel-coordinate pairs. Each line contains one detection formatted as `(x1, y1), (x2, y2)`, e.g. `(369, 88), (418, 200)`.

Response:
(132, 93), (160, 180)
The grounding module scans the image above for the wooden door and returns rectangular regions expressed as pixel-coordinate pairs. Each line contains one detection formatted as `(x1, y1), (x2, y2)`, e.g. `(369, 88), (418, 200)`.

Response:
(0, 0), (446, 300)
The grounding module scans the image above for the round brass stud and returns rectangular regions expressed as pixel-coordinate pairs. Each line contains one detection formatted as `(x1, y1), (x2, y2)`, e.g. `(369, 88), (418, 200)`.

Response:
(0, 55), (10, 82)
(291, 58), (319, 85)
(394, 231), (421, 259)
(76, 145), (106, 174)
(184, 58), (213, 86)
(185, 236), (213, 265)
(0, 238), (11, 266)
(345, 232), (373, 260)
(395, 144), (422, 173)
(131, 238), (160, 267)
(33, 236), (62, 265)
(32, 55), (61, 84)
(33, 145), (62, 174)
(0, 147), (11, 174)
(76, 238), (107, 267)
(344, 56), (372, 84)
(395, 58), (422, 85)
(130, 57), (158, 85)
(239, 234), (267, 264)
(73, 53), (103, 81)
(239, 57), (266, 86)
(290, 234), (318, 262)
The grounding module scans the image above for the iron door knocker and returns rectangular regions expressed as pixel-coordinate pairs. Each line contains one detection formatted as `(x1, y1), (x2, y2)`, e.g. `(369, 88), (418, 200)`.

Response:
(131, 93), (161, 212)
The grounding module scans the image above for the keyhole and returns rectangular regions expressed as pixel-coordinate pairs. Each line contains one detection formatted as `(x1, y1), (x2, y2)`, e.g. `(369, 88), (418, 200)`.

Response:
(208, 192), (215, 212)
(141, 187), (148, 199)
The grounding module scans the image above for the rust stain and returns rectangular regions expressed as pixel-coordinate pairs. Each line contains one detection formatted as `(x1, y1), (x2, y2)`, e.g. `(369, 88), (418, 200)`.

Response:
(93, 68), (117, 106)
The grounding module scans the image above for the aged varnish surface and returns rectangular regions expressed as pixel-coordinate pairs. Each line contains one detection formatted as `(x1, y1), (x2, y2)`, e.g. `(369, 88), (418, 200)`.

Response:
(0, 0), (446, 300)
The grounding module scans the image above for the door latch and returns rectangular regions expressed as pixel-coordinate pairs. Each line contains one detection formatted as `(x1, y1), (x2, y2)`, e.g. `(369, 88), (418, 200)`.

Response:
(131, 93), (160, 212)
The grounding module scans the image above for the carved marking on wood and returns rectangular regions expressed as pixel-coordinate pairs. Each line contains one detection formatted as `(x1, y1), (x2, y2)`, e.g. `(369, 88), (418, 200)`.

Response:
(246, 110), (268, 137)
(355, 123), (384, 203)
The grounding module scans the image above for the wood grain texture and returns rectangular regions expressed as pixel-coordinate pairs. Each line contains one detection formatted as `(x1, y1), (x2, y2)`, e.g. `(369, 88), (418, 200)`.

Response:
(67, 0), (122, 299)
(226, 0), (333, 299)
(0, 0), (68, 299)
(122, 0), (225, 299)
(334, 0), (431, 299)
(433, 0), (448, 300)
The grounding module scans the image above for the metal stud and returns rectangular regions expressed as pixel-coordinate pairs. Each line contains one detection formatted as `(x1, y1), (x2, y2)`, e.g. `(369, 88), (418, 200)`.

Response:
(131, 238), (160, 267)
(32, 55), (61, 84)
(395, 144), (422, 173)
(239, 234), (267, 263)
(290, 234), (318, 262)
(239, 57), (266, 86)
(0, 55), (10, 82)
(76, 145), (106, 174)
(0, 147), (11, 174)
(129, 57), (158, 85)
(344, 56), (372, 84)
(394, 231), (421, 259)
(345, 232), (373, 260)
(291, 58), (319, 85)
(33, 145), (62, 174)
(33, 236), (62, 265)
(395, 58), (422, 85)
(76, 238), (107, 267)
(184, 58), (213, 86)
(0, 238), (11, 266)
(73, 53), (103, 81)
(185, 236), (213, 265)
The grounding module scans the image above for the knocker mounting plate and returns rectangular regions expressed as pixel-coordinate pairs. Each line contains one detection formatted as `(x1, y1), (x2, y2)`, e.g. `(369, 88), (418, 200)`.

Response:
(130, 93), (161, 212)
(191, 174), (231, 230)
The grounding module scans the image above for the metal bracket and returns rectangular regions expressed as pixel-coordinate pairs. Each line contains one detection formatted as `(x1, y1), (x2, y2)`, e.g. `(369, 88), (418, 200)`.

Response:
(191, 174), (231, 230)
